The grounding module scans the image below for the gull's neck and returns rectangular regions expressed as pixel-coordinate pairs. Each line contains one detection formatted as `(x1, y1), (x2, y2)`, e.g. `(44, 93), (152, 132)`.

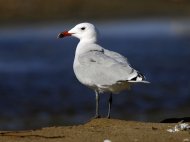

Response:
(75, 37), (98, 55)
(79, 36), (97, 44)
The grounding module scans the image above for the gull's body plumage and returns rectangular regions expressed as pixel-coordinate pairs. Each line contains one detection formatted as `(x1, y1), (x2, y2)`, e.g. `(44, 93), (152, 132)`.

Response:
(74, 43), (145, 93)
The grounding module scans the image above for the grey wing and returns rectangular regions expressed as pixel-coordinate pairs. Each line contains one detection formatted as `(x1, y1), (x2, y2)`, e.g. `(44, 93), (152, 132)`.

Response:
(104, 49), (148, 83)
(77, 50), (138, 86)
(104, 49), (129, 64)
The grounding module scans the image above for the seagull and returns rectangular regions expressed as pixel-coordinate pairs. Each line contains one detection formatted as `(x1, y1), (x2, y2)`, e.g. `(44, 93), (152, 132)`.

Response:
(58, 22), (149, 119)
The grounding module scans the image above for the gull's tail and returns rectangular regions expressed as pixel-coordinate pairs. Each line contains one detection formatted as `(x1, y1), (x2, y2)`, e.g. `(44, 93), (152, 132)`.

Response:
(128, 72), (150, 83)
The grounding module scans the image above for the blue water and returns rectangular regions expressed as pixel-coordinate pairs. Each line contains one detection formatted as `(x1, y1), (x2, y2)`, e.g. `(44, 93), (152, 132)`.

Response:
(0, 20), (190, 130)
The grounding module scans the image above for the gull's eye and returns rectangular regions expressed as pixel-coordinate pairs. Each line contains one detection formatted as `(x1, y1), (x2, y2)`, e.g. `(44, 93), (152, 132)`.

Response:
(81, 27), (86, 30)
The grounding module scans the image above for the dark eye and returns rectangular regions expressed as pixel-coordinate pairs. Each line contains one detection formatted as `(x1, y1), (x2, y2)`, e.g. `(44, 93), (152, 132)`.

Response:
(81, 27), (85, 30)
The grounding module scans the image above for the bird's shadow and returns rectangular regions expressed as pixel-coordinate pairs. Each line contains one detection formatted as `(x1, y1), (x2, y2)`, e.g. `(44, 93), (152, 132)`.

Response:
(160, 117), (190, 123)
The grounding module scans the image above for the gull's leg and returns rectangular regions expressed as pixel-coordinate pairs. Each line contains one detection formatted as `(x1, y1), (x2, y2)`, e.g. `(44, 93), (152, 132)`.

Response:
(94, 90), (101, 118)
(107, 93), (112, 119)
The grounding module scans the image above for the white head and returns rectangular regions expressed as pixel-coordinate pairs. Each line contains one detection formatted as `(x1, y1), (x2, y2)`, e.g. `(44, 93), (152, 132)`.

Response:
(58, 22), (98, 43)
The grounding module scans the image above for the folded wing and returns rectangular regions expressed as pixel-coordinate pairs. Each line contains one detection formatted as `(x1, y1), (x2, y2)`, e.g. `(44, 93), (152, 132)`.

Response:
(77, 49), (148, 87)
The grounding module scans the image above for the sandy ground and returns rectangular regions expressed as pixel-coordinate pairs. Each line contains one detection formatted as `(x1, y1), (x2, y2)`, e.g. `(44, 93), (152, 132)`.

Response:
(0, 118), (189, 142)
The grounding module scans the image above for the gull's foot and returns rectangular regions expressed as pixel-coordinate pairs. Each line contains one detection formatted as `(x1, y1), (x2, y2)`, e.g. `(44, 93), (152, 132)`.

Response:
(92, 114), (101, 119)
(107, 115), (111, 119)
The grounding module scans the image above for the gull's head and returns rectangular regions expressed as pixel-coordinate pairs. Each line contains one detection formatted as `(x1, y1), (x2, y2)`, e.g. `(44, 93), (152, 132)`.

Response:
(58, 22), (97, 43)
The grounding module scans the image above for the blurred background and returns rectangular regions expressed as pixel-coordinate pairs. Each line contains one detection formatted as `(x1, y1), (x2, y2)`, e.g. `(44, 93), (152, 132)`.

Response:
(0, 0), (190, 130)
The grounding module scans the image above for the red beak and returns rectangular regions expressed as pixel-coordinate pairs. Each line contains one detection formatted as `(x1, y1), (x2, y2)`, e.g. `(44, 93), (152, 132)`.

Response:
(57, 31), (72, 38)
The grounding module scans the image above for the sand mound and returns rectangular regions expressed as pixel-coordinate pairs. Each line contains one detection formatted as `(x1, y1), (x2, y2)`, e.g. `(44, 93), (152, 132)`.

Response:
(0, 118), (189, 142)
